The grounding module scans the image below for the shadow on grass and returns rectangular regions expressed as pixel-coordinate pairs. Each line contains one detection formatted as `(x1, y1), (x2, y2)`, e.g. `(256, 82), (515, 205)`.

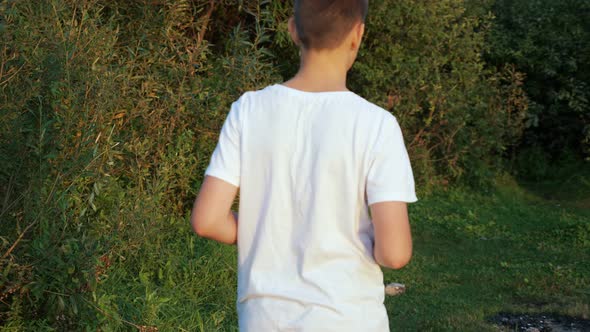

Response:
(512, 151), (590, 209)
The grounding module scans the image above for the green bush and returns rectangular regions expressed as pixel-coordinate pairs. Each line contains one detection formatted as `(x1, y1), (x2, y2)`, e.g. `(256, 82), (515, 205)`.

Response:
(485, 0), (590, 160)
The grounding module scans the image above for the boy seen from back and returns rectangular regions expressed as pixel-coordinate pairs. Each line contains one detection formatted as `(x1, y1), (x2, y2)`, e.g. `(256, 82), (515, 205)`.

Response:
(191, 1), (418, 331)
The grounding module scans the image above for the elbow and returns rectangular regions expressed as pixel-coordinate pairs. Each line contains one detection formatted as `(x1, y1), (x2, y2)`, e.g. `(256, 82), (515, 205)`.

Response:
(191, 198), (211, 237)
(377, 250), (413, 270)
(193, 223), (207, 238)
(384, 256), (411, 270)
(382, 255), (412, 270)
(193, 221), (210, 238)
(190, 211), (209, 237)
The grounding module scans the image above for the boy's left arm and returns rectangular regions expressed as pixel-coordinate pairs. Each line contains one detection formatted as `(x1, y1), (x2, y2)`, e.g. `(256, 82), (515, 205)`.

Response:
(190, 175), (239, 245)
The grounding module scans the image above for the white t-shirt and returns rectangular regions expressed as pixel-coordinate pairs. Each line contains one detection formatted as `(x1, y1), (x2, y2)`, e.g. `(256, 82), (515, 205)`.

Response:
(204, 83), (418, 332)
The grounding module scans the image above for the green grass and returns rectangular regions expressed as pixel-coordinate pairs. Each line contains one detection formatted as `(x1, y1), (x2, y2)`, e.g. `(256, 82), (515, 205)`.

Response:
(6, 173), (588, 331)
(386, 173), (590, 330)
(90, 218), (241, 331)
(83, 172), (589, 331)
(517, 163), (590, 210)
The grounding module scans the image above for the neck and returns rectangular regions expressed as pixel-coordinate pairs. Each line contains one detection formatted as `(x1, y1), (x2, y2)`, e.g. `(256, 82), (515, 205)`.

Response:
(285, 48), (349, 92)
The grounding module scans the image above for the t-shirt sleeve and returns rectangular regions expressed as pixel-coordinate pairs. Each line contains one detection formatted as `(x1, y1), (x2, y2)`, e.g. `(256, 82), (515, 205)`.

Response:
(365, 114), (418, 205)
(203, 95), (245, 187)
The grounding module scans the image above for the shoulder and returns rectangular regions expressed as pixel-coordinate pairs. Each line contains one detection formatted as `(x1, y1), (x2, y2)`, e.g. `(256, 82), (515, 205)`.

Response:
(227, 89), (260, 121)
(237, 84), (276, 100)
(231, 85), (274, 111)
(232, 90), (254, 108)
(349, 94), (399, 128)
(349, 96), (408, 153)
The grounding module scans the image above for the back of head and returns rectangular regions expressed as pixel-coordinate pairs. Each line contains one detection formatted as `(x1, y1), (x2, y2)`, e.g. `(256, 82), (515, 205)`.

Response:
(294, 0), (368, 50)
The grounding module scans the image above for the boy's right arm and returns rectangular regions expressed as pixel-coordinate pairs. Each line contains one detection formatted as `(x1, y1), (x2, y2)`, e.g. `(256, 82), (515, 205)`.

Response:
(369, 201), (413, 269)
(365, 113), (416, 269)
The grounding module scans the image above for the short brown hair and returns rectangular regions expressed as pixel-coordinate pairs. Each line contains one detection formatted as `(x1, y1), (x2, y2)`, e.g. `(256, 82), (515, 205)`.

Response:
(294, 0), (368, 50)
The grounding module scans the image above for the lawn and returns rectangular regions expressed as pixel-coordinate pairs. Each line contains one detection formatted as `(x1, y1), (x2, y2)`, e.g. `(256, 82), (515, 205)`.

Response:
(60, 172), (589, 331)
(385, 173), (589, 330)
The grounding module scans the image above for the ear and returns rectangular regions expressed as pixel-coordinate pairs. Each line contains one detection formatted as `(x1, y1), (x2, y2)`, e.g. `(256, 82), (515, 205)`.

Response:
(288, 16), (301, 47)
(351, 22), (365, 50)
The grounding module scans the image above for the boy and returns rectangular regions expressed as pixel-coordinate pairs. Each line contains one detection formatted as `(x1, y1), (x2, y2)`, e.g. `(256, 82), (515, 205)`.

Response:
(191, 0), (417, 331)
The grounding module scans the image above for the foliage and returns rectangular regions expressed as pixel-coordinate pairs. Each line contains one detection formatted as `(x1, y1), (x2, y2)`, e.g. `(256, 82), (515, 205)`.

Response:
(0, 0), (276, 329)
(485, 0), (590, 160)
